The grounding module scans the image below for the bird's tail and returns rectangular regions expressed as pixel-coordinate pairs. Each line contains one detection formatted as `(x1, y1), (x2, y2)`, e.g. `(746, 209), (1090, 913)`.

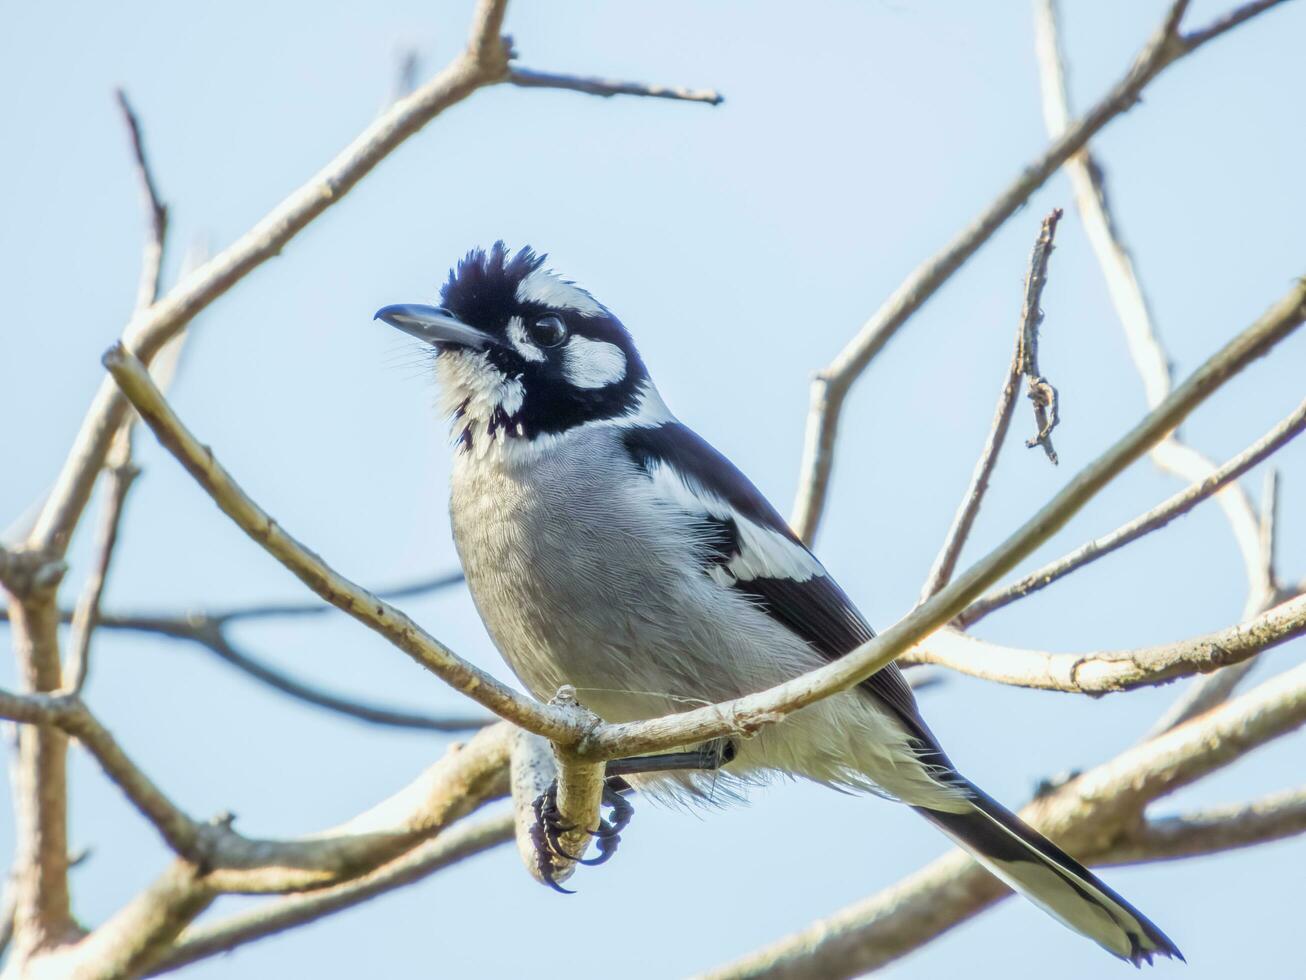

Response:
(914, 783), (1183, 966)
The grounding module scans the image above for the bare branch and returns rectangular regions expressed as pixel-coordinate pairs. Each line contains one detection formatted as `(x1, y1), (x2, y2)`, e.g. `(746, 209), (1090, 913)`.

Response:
(905, 592), (1306, 694)
(101, 344), (581, 745)
(1014, 210), (1063, 464)
(957, 397), (1306, 626)
(1258, 467), (1282, 599)
(787, 0), (1289, 544)
(1034, 0), (1290, 734)
(919, 209), (1063, 601)
(0, 688), (511, 895)
(2, 552), (75, 953)
(507, 66), (723, 104)
(1179, 0), (1294, 50)
(5, 572), (479, 731)
(108, 267), (1306, 761)
(63, 463), (139, 694)
(25, 0), (515, 559)
(1103, 786), (1306, 865)
(150, 813), (513, 975)
(35, 862), (213, 980)
(706, 658), (1306, 978)
(186, 625), (490, 732)
(209, 569), (465, 625)
(114, 89), (169, 315)
(392, 48), (422, 102)
(201, 722), (512, 893)
(0, 690), (209, 861)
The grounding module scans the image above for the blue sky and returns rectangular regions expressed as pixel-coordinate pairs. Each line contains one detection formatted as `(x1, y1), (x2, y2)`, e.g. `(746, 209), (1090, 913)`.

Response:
(2, 1), (1304, 977)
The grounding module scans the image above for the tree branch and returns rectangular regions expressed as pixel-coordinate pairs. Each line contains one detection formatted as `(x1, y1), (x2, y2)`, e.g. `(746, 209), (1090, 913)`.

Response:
(149, 812), (513, 975)
(1034, 0), (1289, 734)
(183, 623), (490, 732)
(4, 572), (479, 731)
(1101, 785), (1306, 865)
(956, 397), (1306, 626)
(788, 0), (1288, 545)
(101, 344), (582, 745)
(114, 89), (169, 320)
(107, 265), (1306, 761)
(0, 685), (512, 895)
(919, 209), (1063, 601)
(63, 462), (139, 694)
(25, 0), (512, 559)
(706, 658), (1306, 978)
(1015, 210), (1062, 464)
(0, 551), (75, 954)
(905, 592), (1306, 694)
(34, 862), (213, 980)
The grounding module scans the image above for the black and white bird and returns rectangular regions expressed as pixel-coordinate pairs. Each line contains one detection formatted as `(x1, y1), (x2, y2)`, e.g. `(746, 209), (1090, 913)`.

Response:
(375, 243), (1182, 966)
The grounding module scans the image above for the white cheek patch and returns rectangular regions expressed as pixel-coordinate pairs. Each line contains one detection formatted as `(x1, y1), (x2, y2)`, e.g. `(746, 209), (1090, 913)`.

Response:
(561, 335), (627, 389)
(506, 316), (546, 363)
(515, 266), (605, 316)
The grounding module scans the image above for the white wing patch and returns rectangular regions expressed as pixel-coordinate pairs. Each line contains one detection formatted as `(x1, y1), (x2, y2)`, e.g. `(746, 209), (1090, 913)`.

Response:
(562, 335), (627, 389)
(515, 266), (605, 316)
(645, 462), (824, 585)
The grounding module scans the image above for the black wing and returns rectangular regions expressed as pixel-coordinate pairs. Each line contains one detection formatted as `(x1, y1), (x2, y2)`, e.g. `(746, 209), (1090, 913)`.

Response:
(623, 423), (951, 765)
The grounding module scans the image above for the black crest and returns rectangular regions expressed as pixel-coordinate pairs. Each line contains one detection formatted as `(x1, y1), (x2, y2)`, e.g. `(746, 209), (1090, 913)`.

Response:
(434, 243), (651, 440)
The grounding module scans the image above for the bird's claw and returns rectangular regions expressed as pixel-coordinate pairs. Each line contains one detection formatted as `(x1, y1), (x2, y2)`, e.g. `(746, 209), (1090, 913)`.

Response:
(530, 779), (636, 885)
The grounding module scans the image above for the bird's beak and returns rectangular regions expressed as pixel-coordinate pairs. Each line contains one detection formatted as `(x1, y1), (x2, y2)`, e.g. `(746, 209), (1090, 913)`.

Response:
(373, 304), (496, 349)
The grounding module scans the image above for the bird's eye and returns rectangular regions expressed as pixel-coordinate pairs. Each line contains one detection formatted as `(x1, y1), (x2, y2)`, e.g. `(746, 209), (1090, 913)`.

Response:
(529, 314), (568, 348)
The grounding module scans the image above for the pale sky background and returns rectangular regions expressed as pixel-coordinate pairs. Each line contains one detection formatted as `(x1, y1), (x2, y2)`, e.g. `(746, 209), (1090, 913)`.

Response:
(3, 1), (1305, 977)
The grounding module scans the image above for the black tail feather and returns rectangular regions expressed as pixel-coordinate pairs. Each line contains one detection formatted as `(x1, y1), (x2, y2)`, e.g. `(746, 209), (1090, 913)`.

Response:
(915, 784), (1183, 966)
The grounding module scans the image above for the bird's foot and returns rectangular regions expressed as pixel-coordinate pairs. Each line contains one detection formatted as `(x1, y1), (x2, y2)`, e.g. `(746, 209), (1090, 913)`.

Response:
(529, 778), (635, 890)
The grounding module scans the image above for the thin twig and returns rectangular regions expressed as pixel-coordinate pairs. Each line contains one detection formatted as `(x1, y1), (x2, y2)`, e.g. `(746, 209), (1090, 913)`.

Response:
(1258, 467), (1281, 601)
(392, 48), (422, 102)
(114, 89), (169, 315)
(63, 464), (139, 695)
(787, 0), (1288, 544)
(919, 209), (1063, 601)
(211, 570), (465, 625)
(1034, 0), (1287, 734)
(3, 570), (476, 731)
(957, 397), (1306, 626)
(906, 592), (1306, 694)
(508, 66), (723, 104)
(194, 625), (489, 732)
(1015, 210), (1063, 463)
(26, 0), (503, 557)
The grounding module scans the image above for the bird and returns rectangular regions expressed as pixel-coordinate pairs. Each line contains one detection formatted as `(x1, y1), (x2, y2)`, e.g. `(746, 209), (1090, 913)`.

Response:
(375, 242), (1182, 966)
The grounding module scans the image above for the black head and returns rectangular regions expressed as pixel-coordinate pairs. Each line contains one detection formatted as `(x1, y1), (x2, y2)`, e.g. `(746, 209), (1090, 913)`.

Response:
(376, 243), (654, 449)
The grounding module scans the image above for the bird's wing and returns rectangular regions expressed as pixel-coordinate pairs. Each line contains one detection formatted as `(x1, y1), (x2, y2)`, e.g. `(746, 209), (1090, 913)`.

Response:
(621, 422), (948, 763)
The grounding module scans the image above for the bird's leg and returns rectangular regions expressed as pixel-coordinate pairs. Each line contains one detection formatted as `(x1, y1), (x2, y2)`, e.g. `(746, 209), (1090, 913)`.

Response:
(603, 737), (738, 778)
(574, 738), (737, 868)
(530, 739), (738, 879)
